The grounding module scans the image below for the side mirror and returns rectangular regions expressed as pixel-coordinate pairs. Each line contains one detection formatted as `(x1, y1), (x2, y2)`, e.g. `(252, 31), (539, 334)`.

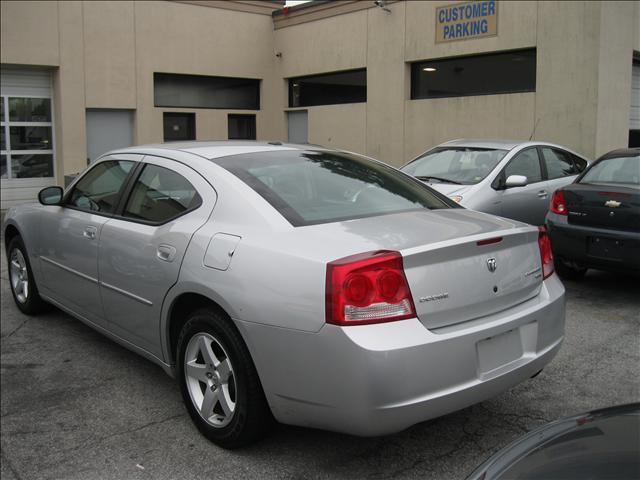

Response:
(504, 175), (528, 188)
(38, 186), (64, 206)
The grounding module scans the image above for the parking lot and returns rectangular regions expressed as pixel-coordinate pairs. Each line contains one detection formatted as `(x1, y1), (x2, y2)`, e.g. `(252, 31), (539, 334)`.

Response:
(1, 246), (638, 480)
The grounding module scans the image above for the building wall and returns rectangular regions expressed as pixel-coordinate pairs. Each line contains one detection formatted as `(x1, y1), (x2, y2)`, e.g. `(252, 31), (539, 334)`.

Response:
(1, 0), (638, 201)
(274, 0), (638, 166)
(1, 0), (282, 191)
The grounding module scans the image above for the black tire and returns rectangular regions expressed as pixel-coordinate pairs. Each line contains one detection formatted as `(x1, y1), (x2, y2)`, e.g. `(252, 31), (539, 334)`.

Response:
(176, 308), (273, 449)
(555, 259), (587, 280)
(6, 236), (47, 315)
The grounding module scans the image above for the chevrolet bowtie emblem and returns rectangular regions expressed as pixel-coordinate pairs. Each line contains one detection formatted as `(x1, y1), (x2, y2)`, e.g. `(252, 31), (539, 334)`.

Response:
(604, 200), (621, 208)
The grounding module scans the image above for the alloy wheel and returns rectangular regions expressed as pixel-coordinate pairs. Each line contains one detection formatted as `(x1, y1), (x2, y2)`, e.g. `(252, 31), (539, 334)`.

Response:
(184, 333), (236, 428)
(9, 248), (29, 304)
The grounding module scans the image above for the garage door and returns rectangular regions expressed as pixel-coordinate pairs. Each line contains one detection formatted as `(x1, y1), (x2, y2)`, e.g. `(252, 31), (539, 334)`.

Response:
(631, 62), (640, 130)
(1, 68), (56, 210)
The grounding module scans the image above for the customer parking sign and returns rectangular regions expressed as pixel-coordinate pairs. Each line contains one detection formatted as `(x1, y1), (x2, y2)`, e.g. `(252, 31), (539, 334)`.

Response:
(436, 0), (498, 43)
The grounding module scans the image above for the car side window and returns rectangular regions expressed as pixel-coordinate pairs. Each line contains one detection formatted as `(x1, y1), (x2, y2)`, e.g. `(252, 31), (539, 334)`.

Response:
(571, 153), (588, 173)
(541, 147), (580, 179)
(67, 160), (135, 214)
(503, 148), (542, 184)
(123, 164), (202, 223)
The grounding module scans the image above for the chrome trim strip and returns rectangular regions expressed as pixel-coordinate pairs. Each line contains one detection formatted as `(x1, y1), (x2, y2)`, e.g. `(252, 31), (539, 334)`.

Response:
(40, 256), (98, 284)
(100, 281), (153, 306)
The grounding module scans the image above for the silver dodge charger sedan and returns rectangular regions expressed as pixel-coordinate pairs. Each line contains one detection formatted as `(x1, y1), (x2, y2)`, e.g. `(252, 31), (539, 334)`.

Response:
(3, 142), (565, 448)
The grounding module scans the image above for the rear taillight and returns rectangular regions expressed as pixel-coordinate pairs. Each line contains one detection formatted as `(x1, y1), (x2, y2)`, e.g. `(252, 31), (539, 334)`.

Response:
(326, 250), (416, 326)
(538, 226), (554, 279)
(550, 190), (568, 215)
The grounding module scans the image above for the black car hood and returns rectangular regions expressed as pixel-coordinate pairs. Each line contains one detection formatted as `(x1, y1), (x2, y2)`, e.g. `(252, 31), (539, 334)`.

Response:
(466, 403), (640, 480)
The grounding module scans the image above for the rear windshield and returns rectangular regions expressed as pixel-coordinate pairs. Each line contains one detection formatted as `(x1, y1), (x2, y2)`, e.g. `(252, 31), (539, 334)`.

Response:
(580, 155), (640, 186)
(213, 150), (453, 226)
(401, 147), (508, 185)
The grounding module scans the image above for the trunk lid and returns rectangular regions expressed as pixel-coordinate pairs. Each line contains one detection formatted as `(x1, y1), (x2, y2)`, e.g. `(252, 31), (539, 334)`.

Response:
(402, 226), (542, 330)
(564, 183), (640, 232)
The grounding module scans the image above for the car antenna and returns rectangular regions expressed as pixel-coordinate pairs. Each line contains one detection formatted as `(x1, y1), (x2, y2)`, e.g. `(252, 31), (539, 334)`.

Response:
(529, 118), (540, 141)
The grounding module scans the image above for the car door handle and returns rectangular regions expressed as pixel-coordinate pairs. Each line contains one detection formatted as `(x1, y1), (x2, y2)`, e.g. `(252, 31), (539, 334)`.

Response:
(537, 190), (548, 198)
(157, 244), (177, 262)
(83, 226), (97, 240)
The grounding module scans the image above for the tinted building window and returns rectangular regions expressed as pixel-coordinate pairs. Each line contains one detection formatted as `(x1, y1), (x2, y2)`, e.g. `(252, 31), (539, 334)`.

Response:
(228, 114), (256, 140)
(154, 73), (260, 110)
(163, 113), (195, 142)
(411, 49), (536, 99)
(289, 69), (366, 108)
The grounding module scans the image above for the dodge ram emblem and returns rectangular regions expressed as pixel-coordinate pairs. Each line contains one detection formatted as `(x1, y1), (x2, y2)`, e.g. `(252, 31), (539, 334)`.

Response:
(487, 257), (497, 272)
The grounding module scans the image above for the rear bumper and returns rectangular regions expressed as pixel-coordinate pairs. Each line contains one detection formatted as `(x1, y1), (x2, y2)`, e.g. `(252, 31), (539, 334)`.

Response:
(547, 213), (640, 273)
(237, 275), (565, 436)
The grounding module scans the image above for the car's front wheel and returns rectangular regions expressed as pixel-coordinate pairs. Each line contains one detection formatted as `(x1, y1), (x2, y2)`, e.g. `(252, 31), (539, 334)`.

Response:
(176, 308), (273, 449)
(7, 236), (47, 315)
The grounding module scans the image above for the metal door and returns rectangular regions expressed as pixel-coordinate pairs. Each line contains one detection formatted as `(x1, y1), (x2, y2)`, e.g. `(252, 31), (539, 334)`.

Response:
(287, 110), (308, 144)
(97, 156), (216, 358)
(86, 109), (134, 164)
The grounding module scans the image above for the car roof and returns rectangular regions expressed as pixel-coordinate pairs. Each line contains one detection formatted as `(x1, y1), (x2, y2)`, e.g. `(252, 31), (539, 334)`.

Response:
(439, 138), (576, 151)
(598, 147), (640, 160)
(109, 141), (322, 160)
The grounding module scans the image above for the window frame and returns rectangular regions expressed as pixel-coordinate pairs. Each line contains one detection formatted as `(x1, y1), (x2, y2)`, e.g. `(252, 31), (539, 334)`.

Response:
(288, 68), (367, 108)
(163, 112), (196, 142)
(154, 72), (260, 110)
(110, 162), (204, 227)
(1, 94), (56, 180)
(410, 48), (536, 100)
(62, 159), (140, 217)
(228, 114), (257, 140)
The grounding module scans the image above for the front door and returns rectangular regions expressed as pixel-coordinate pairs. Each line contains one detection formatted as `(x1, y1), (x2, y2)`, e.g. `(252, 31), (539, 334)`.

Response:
(98, 156), (216, 358)
(498, 147), (548, 225)
(39, 158), (137, 325)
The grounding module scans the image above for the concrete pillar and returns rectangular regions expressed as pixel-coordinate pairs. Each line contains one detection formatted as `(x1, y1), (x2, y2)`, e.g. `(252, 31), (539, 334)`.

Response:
(366, 1), (406, 167)
(54, 1), (88, 181)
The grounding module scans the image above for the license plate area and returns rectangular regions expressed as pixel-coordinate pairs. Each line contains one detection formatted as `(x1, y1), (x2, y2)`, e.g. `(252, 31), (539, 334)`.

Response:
(476, 328), (523, 376)
(587, 236), (623, 260)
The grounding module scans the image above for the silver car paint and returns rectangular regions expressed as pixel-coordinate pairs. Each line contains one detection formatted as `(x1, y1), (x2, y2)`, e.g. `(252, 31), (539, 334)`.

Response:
(3, 141), (566, 436)
(404, 139), (590, 225)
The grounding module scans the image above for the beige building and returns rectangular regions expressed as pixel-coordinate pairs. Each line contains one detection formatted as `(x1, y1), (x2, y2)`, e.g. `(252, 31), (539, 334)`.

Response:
(1, 0), (639, 210)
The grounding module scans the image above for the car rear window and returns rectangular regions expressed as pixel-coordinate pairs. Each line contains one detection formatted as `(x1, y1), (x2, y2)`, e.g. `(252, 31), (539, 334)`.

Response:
(213, 150), (453, 226)
(580, 155), (640, 186)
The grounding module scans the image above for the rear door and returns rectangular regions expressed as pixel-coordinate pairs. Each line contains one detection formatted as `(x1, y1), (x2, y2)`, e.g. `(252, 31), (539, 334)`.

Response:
(39, 157), (138, 326)
(97, 156), (216, 358)
(497, 147), (548, 225)
(540, 146), (584, 198)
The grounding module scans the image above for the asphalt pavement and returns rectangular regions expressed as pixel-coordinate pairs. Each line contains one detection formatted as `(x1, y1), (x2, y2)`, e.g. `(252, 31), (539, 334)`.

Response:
(1, 246), (639, 480)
